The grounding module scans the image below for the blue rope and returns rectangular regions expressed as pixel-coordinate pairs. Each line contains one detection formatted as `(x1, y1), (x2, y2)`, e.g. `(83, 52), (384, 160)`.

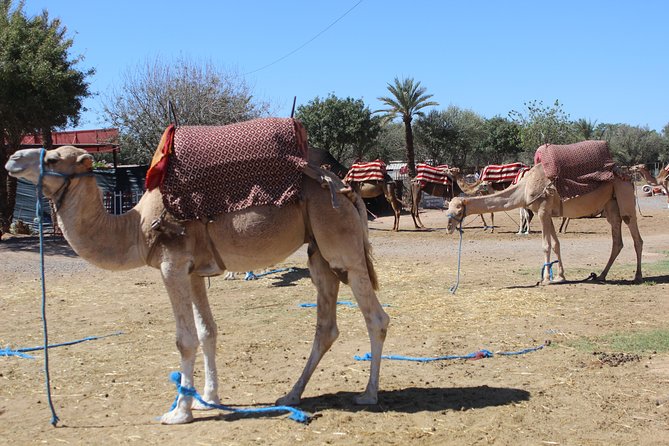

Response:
(449, 219), (464, 294)
(541, 260), (559, 281)
(244, 268), (293, 280)
(167, 372), (311, 423)
(36, 148), (59, 426)
(354, 342), (548, 363)
(298, 300), (391, 308)
(1, 332), (124, 359)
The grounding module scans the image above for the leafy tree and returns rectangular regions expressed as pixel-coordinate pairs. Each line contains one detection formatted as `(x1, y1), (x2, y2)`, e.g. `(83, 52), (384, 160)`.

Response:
(295, 94), (381, 165)
(368, 122), (405, 163)
(604, 124), (665, 165)
(572, 118), (601, 141)
(509, 99), (574, 161)
(0, 0), (93, 235)
(103, 57), (270, 164)
(479, 116), (523, 165)
(377, 77), (438, 177)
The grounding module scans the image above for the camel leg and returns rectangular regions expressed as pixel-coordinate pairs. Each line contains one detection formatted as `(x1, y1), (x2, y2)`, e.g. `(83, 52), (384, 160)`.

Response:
(489, 212), (495, 233)
(410, 184), (424, 228)
(348, 265), (389, 405)
(479, 214), (488, 230)
(598, 200), (623, 281)
(277, 244), (340, 406)
(159, 259), (199, 424)
(382, 183), (401, 231)
(626, 213), (644, 283)
(538, 208), (564, 284)
(189, 275), (221, 410)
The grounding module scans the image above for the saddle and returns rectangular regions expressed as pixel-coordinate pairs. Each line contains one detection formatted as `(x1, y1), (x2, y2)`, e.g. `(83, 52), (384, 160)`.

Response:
(535, 141), (616, 199)
(146, 118), (309, 220)
(343, 160), (388, 183)
(414, 163), (451, 186)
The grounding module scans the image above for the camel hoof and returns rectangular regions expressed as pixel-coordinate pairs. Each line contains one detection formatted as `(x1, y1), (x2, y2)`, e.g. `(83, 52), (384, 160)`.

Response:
(354, 392), (378, 405)
(276, 393), (300, 407)
(633, 276), (643, 284)
(160, 408), (194, 424)
(191, 395), (221, 410)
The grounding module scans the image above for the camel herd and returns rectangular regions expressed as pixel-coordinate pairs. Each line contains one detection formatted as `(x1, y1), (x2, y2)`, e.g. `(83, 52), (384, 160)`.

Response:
(4, 140), (646, 425)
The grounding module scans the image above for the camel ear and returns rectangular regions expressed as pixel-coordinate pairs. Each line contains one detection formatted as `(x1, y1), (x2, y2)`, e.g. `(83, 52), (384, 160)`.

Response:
(77, 153), (94, 170)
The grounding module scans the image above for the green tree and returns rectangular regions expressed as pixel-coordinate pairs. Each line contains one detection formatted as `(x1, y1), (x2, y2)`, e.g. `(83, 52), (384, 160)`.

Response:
(509, 99), (574, 161)
(480, 116), (523, 164)
(295, 94), (381, 165)
(369, 122), (405, 163)
(103, 56), (269, 164)
(0, 0), (93, 235)
(605, 124), (665, 165)
(572, 118), (601, 141)
(377, 77), (438, 177)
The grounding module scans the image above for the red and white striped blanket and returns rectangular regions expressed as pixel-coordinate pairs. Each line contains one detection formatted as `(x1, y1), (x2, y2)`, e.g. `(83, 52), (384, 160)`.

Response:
(344, 160), (387, 183)
(535, 141), (615, 199)
(415, 163), (451, 186)
(150, 118), (309, 220)
(512, 166), (531, 185)
(480, 162), (528, 183)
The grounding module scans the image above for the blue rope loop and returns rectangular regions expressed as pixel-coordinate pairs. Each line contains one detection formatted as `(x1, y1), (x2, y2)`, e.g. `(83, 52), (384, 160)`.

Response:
(0, 332), (124, 359)
(354, 343), (547, 363)
(298, 300), (391, 308)
(167, 372), (311, 423)
(540, 260), (560, 281)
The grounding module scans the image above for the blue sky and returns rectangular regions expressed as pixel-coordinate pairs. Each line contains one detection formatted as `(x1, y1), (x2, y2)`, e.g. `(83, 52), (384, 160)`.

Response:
(22, 0), (669, 132)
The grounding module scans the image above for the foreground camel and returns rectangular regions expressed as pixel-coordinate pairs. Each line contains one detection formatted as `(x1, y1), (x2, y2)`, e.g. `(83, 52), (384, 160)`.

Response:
(5, 146), (390, 424)
(444, 163), (643, 284)
(631, 164), (669, 207)
(351, 180), (403, 231)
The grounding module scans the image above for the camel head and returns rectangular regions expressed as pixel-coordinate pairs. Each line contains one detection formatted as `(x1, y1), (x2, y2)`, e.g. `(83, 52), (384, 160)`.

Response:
(445, 196), (466, 234)
(5, 146), (94, 200)
(629, 164), (645, 172)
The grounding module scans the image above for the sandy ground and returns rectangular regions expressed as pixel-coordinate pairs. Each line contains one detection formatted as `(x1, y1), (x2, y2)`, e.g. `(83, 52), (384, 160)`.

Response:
(1, 188), (668, 445)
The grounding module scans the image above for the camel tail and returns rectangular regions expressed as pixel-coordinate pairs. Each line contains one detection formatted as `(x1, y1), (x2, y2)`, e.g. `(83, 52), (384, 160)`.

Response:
(353, 193), (379, 291)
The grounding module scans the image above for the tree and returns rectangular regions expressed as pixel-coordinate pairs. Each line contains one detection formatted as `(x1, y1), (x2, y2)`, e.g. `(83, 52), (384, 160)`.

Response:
(509, 99), (574, 161)
(0, 0), (93, 235)
(572, 118), (601, 141)
(295, 94), (381, 165)
(103, 57), (270, 165)
(368, 122), (405, 163)
(604, 124), (665, 165)
(377, 77), (438, 177)
(480, 116), (523, 165)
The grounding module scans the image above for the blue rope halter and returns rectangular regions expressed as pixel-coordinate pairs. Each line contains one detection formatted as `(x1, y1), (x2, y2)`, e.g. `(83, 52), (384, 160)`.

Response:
(447, 205), (465, 294)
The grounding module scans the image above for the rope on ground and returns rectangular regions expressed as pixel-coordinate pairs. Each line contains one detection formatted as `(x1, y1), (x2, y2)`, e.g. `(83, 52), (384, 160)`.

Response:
(298, 301), (391, 308)
(354, 341), (550, 363)
(449, 219), (464, 294)
(167, 372), (311, 423)
(244, 267), (294, 280)
(1, 332), (124, 359)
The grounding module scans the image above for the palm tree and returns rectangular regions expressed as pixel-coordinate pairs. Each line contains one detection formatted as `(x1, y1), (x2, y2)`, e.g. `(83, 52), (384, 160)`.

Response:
(574, 118), (599, 141)
(377, 77), (438, 177)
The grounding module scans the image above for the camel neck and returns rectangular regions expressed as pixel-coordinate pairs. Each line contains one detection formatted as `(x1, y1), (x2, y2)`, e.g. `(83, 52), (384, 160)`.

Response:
(463, 182), (526, 215)
(54, 176), (147, 270)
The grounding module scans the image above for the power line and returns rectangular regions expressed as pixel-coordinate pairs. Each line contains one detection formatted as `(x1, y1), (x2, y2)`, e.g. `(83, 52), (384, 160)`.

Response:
(244, 0), (364, 75)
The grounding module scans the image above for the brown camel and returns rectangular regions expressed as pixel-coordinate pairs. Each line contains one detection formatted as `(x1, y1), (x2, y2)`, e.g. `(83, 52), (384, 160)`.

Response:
(350, 180), (403, 231)
(409, 168), (493, 230)
(631, 164), (669, 207)
(5, 146), (390, 424)
(444, 163), (643, 284)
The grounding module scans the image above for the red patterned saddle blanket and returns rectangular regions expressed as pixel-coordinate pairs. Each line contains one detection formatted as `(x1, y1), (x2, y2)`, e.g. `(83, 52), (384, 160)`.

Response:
(343, 160), (387, 183)
(535, 140), (615, 199)
(146, 118), (308, 220)
(480, 162), (528, 183)
(415, 163), (451, 186)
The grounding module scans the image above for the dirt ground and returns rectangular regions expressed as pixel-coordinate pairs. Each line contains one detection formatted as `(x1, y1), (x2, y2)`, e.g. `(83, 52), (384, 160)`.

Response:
(1, 189), (668, 445)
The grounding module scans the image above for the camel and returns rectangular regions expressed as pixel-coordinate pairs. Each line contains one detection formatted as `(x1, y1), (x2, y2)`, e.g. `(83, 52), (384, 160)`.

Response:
(409, 168), (493, 230)
(5, 146), (390, 424)
(350, 180), (403, 231)
(444, 163), (643, 284)
(631, 164), (669, 207)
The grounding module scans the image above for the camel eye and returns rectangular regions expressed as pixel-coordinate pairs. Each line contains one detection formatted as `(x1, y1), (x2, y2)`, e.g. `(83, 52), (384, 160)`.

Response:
(44, 154), (59, 164)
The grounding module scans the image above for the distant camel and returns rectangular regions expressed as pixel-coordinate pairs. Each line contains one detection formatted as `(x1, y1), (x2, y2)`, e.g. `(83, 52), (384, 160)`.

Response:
(445, 163), (643, 284)
(631, 164), (669, 208)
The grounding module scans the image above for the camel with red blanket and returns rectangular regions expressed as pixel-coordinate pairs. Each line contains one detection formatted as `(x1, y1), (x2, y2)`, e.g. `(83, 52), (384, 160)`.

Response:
(445, 141), (643, 284)
(344, 160), (403, 231)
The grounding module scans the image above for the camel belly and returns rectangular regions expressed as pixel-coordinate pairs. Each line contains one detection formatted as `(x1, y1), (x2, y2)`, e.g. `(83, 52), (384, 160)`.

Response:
(205, 203), (306, 272)
(558, 183), (614, 218)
